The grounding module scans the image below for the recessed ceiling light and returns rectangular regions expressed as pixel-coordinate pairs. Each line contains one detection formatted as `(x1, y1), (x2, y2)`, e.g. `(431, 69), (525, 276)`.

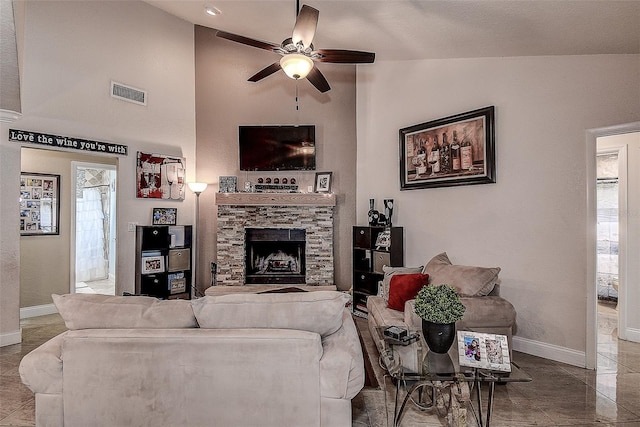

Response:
(204, 5), (221, 16)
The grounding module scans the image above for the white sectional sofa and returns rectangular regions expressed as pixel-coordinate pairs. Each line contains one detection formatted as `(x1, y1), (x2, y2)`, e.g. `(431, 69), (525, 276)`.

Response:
(19, 291), (364, 427)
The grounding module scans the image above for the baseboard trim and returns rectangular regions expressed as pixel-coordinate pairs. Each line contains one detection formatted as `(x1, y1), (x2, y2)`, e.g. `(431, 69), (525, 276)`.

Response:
(512, 336), (586, 368)
(20, 303), (58, 319)
(0, 329), (22, 347)
(623, 327), (640, 342)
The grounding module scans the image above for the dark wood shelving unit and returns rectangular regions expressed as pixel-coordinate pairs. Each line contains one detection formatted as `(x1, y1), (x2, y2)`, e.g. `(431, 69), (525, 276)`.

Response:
(352, 226), (404, 316)
(135, 225), (192, 299)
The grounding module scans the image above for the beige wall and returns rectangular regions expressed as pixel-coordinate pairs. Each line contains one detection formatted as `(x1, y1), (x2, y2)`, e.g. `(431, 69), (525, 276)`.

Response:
(3, 0), (634, 365)
(357, 54), (640, 366)
(194, 26), (357, 291)
(0, 124), (22, 345)
(1, 0), (196, 344)
(20, 148), (117, 307)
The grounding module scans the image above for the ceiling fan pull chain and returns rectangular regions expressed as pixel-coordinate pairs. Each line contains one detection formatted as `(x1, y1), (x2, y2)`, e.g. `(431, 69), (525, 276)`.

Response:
(295, 80), (299, 111)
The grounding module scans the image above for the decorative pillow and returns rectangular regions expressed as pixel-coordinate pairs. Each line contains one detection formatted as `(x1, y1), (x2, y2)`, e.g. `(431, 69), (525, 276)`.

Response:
(52, 294), (198, 330)
(381, 265), (424, 302)
(423, 252), (500, 297)
(387, 273), (429, 312)
(191, 291), (349, 337)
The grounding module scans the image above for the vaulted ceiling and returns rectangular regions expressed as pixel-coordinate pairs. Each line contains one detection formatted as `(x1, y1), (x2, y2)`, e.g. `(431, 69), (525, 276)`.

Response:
(145, 0), (640, 61)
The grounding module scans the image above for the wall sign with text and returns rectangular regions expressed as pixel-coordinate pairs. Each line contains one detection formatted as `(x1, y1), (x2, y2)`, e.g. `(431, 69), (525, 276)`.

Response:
(9, 129), (128, 156)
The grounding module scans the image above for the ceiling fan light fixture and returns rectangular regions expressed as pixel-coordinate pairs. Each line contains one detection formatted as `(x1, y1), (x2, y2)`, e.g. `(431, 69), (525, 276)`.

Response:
(279, 54), (313, 80)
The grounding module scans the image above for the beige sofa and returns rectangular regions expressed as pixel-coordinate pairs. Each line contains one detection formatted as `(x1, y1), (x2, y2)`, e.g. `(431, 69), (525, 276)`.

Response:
(366, 252), (517, 370)
(20, 291), (364, 427)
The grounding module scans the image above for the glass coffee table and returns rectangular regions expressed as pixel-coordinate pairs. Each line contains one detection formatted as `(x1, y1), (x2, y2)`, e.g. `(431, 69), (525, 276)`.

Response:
(377, 327), (531, 427)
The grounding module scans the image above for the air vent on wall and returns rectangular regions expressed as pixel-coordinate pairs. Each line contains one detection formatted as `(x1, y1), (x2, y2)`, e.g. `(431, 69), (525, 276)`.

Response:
(110, 81), (147, 106)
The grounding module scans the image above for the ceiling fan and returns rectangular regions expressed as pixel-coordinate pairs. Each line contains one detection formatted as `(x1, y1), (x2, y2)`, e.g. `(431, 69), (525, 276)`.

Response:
(215, 2), (375, 93)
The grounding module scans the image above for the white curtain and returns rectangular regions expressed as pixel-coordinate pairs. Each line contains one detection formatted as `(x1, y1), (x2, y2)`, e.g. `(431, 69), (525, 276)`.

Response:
(76, 188), (107, 282)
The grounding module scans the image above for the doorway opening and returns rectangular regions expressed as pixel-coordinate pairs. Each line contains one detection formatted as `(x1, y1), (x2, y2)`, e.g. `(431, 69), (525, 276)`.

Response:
(73, 163), (116, 295)
(588, 127), (640, 371)
(595, 149), (620, 369)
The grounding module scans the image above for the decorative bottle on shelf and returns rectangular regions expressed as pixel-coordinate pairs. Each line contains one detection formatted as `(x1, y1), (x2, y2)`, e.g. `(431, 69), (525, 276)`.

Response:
(451, 130), (461, 172)
(384, 199), (394, 227)
(461, 129), (473, 171)
(440, 132), (451, 174)
(367, 199), (380, 226)
(430, 135), (440, 174)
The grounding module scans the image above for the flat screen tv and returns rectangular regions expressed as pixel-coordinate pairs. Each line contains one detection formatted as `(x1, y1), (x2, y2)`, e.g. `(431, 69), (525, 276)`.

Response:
(239, 125), (316, 171)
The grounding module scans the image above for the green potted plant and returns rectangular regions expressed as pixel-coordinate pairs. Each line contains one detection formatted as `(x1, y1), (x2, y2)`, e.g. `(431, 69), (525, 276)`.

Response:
(414, 284), (466, 353)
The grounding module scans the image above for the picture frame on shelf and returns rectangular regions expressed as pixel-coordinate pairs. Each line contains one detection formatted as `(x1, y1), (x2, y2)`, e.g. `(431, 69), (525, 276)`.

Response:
(314, 172), (332, 193)
(457, 330), (511, 372)
(19, 172), (60, 236)
(399, 106), (496, 190)
(141, 255), (165, 274)
(168, 272), (186, 294)
(152, 207), (177, 225)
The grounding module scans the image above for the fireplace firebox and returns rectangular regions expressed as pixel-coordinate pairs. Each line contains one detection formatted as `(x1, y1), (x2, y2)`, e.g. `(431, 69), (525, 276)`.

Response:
(245, 228), (306, 284)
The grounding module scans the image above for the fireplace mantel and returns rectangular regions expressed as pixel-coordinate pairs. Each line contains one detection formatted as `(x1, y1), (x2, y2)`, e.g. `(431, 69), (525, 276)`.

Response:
(215, 192), (336, 207)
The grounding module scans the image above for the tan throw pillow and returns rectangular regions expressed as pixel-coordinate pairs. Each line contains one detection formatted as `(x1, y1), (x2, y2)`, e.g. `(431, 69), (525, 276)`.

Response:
(52, 294), (198, 330)
(423, 252), (500, 297)
(191, 291), (349, 337)
(381, 265), (424, 302)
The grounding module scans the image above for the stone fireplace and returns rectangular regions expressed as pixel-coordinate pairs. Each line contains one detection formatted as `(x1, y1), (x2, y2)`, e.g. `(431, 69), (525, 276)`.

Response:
(215, 193), (336, 286)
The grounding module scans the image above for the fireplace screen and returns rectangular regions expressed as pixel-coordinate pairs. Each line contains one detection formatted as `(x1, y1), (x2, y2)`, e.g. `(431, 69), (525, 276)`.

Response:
(245, 228), (306, 284)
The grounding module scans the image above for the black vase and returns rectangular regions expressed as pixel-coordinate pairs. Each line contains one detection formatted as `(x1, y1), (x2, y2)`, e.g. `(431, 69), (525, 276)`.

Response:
(422, 320), (456, 354)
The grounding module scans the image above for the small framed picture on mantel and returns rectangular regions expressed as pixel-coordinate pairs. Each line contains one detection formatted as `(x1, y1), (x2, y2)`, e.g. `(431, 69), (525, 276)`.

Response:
(314, 172), (332, 193)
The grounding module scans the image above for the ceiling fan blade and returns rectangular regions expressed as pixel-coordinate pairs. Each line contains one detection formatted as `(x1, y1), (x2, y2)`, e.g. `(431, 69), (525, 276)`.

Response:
(317, 49), (375, 64)
(216, 30), (279, 52)
(248, 62), (282, 82)
(306, 67), (330, 93)
(292, 5), (319, 49)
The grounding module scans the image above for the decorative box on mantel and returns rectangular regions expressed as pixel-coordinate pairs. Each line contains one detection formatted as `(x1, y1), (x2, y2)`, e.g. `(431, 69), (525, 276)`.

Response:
(215, 192), (337, 286)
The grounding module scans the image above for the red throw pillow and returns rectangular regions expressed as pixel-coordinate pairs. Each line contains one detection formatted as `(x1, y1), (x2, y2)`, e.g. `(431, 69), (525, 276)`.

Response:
(387, 273), (429, 311)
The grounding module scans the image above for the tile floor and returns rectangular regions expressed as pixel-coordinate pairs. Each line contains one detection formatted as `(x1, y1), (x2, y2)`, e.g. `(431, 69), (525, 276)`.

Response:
(1, 303), (639, 426)
(353, 301), (640, 427)
(75, 276), (115, 295)
(0, 314), (67, 426)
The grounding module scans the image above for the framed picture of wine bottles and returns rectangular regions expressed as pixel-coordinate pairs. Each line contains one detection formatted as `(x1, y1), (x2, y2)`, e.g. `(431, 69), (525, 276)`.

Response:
(399, 106), (496, 190)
